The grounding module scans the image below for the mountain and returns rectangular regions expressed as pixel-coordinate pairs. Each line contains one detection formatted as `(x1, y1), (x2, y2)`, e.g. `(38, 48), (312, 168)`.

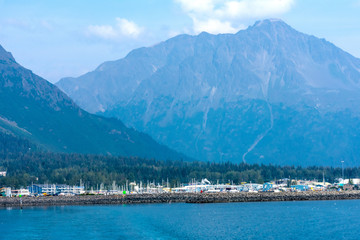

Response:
(57, 19), (360, 166)
(0, 44), (188, 161)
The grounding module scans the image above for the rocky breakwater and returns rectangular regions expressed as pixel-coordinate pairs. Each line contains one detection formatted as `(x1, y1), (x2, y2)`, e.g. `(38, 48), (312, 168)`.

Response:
(0, 193), (194, 208)
(1, 191), (360, 208)
(186, 191), (360, 203)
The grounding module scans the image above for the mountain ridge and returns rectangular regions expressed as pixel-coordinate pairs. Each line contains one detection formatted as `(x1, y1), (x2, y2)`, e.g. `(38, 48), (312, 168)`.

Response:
(0, 44), (189, 161)
(57, 19), (360, 166)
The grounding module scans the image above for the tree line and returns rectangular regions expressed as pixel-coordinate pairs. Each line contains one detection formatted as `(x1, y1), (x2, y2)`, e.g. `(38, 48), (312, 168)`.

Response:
(1, 150), (359, 189)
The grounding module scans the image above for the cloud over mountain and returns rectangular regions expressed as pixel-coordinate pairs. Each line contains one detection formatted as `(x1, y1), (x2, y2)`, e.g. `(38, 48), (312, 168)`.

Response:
(176, 0), (294, 34)
(87, 18), (143, 40)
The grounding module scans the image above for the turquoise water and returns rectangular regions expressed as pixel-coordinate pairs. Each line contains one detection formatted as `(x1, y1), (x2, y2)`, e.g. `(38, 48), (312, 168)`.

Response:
(1, 200), (360, 240)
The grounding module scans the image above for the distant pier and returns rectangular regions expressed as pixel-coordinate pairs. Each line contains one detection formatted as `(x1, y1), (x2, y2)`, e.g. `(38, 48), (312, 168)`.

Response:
(2, 191), (360, 208)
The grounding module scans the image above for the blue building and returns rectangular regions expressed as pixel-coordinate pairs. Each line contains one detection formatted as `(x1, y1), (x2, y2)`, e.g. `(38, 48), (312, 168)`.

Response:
(29, 184), (84, 195)
(262, 183), (273, 192)
(291, 185), (309, 191)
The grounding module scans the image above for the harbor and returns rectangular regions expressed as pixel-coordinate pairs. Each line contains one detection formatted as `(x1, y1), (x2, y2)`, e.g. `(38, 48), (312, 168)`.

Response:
(1, 177), (358, 196)
(2, 177), (360, 208)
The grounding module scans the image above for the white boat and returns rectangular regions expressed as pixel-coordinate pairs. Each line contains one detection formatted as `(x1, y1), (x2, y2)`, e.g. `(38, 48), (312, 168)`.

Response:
(229, 189), (239, 193)
(207, 188), (220, 193)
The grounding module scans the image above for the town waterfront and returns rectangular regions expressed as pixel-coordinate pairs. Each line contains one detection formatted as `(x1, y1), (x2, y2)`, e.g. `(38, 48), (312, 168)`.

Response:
(1, 200), (360, 240)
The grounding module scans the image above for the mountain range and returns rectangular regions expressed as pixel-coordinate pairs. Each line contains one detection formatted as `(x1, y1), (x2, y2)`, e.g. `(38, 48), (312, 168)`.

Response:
(57, 19), (360, 166)
(0, 44), (187, 161)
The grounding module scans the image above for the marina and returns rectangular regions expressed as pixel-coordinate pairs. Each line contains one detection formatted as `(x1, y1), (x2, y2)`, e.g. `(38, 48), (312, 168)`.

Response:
(1, 177), (356, 197)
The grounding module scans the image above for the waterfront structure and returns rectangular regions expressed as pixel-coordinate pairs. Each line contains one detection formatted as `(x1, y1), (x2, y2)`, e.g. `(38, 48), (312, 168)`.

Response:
(29, 184), (85, 195)
(2, 177), (360, 198)
(0, 187), (12, 197)
(291, 185), (309, 192)
(262, 183), (273, 192)
(12, 189), (30, 197)
(343, 184), (354, 191)
(342, 178), (360, 185)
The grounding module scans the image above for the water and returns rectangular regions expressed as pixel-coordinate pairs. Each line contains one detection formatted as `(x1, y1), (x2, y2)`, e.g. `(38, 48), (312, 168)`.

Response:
(1, 200), (360, 240)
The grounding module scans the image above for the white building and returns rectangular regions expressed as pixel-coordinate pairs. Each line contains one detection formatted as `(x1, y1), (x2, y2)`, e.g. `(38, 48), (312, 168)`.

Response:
(343, 178), (360, 185)
(12, 189), (30, 197)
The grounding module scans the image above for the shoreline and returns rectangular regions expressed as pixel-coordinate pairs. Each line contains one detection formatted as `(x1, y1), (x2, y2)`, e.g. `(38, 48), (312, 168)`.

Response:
(2, 191), (360, 208)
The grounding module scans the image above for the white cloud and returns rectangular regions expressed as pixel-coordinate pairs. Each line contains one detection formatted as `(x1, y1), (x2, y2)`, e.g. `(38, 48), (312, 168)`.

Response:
(88, 25), (117, 39)
(193, 18), (239, 34)
(177, 0), (215, 13)
(176, 0), (294, 34)
(87, 18), (142, 40)
(116, 18), (141, 37)
(3, 18), (54, 33)
(216, 0), (293, 18)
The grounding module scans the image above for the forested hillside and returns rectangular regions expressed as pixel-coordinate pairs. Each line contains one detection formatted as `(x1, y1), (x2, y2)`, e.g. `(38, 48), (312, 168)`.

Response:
(0, 151), (356, 188)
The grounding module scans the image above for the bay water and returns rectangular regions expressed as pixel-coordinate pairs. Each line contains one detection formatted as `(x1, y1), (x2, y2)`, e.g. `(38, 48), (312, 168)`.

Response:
(1, 200), (360, 239)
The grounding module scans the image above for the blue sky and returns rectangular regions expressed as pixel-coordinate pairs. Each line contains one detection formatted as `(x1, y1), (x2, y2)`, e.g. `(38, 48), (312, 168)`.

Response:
(0, 0), (359, 83)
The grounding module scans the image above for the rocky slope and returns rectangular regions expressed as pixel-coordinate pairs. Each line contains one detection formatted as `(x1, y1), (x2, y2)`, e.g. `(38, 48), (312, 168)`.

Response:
(57, 19), (360, 166)
(0, 44), (187, 160)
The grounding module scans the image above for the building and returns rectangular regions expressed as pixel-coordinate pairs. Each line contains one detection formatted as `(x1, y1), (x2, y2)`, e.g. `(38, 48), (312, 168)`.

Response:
(29, 184), (57, 195)
(343, 179), (360, 185)
(0, 171), (6, 177)
(29, 184), (85, 195)
(291, 185), (309, 191)
(0, 187), (12, 197)
(343, 184), (354, 191)
(56, 184), (85, 195)
(263, 183), (273, 191)
(12, 189), (30, 197)
(275, 178), (289, 186)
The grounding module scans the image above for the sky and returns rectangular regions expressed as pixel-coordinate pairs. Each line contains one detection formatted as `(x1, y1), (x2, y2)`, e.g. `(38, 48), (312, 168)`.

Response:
(0, 0), (360, 83)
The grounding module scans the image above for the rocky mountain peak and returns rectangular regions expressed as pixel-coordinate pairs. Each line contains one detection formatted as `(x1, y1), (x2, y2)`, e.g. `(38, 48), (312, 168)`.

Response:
(56, 20), (360, 165)
(0, 44), (16, 63)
